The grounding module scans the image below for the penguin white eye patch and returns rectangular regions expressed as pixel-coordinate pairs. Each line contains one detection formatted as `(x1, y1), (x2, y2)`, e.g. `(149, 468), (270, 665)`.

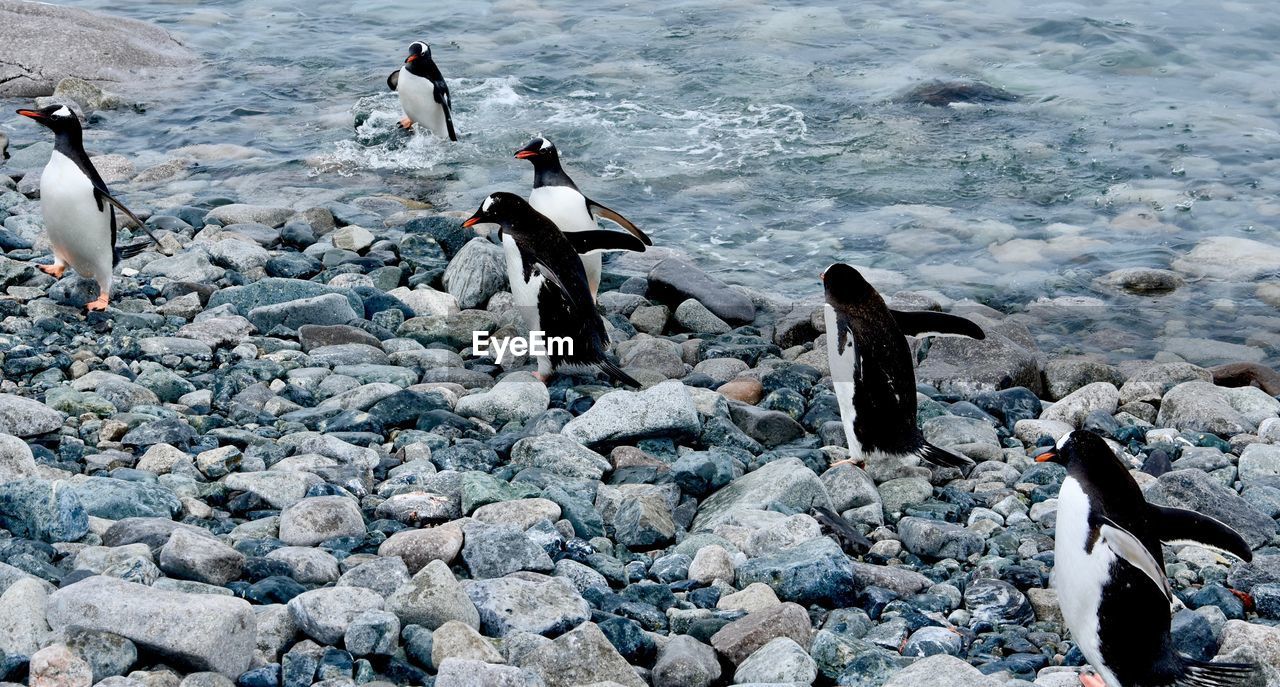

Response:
(53, 106), (73, 118)
(481, 196), (495, 212)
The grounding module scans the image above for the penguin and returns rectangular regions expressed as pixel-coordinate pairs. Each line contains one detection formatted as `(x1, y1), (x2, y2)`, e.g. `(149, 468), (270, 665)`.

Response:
(387, 41), (457, 140)
(16, 105), (155, 312)
(821, 262), (984, 471)
(461, 192), (644, 386)
(1036, 430), (1257, 687)
(514, 137), (651, 300)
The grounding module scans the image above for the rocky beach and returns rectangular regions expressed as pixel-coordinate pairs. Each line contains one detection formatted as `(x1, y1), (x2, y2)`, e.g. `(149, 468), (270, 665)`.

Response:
(1, 1), (1280, 687)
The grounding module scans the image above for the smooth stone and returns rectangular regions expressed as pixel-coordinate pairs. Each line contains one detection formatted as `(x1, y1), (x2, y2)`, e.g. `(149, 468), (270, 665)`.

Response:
(463, 574), (590, 638)
(385, 559), (480, 630)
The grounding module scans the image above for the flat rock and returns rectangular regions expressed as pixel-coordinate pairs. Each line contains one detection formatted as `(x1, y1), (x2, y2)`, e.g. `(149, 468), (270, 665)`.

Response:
(385, 559), (480, 630)
(519, 621), (645, 687)
(692, 456), (832, 531)
(463, 574), (590, 638)
(0, 394), (63, 436)
(647, 257), (755, 325)
(1145, 470), (1275, 549)
(709, 602), (812, 665)
(561, 380), (700, 446)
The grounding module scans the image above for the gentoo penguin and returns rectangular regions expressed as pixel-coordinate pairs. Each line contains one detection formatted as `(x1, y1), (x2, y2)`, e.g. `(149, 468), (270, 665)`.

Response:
(821, 262), (984, 471)
(387, 41), (457, 140)
(1037, 430), (1256, 687)
(17, 105), (154, 311)
(462, 192), (643, 386)
(515, 137), (651, 300)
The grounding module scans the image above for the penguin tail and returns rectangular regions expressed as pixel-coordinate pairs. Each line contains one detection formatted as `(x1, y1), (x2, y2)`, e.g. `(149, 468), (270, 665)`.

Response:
(598, 359), (641, 388)
(915, 441), (976, 472)
(1175, 657), (1257, 687)
(116, 241), (152, 260)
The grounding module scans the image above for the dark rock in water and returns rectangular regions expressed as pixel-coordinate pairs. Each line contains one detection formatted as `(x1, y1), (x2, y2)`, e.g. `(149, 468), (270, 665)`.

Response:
(647, 257), (756, 325)
(0, 0), (197, 98)
(736, 537), (858, 607)
(1142, 449), (1173, 477)
(1170, 608), (1218, 660)
(1145, 469), (1276, 549)
(964, 578), (1034, 625)
(896, 81), (1021, 107)
(1209, 361), (1280, 396)
(403, 216), (469, 259)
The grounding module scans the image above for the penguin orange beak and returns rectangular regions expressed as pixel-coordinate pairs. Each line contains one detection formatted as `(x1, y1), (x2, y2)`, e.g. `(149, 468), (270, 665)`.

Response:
(16, 109), (46, 121)
(405, 54), (419, 64)
(461, 217), (480, 228)
(514, 150), (537, 159)
(1035, 450), (1056, 462)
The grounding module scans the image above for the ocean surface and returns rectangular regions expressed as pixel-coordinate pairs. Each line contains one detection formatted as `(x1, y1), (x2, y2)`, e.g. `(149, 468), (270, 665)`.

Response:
(7, 0), (1280, 365)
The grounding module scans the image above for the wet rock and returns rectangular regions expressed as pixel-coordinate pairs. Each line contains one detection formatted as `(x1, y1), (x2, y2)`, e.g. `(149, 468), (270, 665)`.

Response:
(1172, 236), (1280, 280)
(896, 80), (1019, 107)
(46, 576), (255, 677)
(647, 257), (755, 325)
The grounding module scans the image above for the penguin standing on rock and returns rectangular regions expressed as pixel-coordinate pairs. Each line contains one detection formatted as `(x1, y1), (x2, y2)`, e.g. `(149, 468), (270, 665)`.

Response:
(387, 41), (457, 140)
(1037, 430), (1257, 687)
(17, 105), (155, 312)
(821, 262), (984, 472)
(515, 136), (651, 300)
(462, 192), (644, 386)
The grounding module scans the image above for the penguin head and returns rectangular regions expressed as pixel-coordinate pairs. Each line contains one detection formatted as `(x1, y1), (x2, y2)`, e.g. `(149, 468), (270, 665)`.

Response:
(1035, 429), (1114, 469)
(16, 105), (80, 134)
(514, 136), (558, 162)
(405, 41), (431, 64)
(462, 192), (528, 230)
(821, 262), (877, 306)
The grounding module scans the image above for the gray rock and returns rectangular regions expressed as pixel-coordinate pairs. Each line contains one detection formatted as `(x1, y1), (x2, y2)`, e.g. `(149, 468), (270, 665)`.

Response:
(922, 415), (1000, 447)
(287, 586), (384, 645)
(46, 576), (255, 678)
(618, 336), (686, 379)
(463, 574), (590, 638)
(964, 578), (1034, 625)
(652, 634), (720, 687)
(205, 204), (293, 228)
(265, 547), (340, 584)
(443, 237), (506, 309)
(0, 393), (63, 436)
(1040, 382), (1120, 428)
(674, 298), (732, 334)
(249, 292), (359, 331)
(733, 636), (817, 685)
(1120, 362), (1212, 405)
(1211, 620), (1280, 687)
(1043, 357), (1125, 400)
(336, 556), (410, 598)
(431, 620), (504, 667)
(0, 0), (196, 97)
(1239, 443), (1280, 482)
(727, 402), (806, 447)
(1157, 381), (1254, 436)
(1145, 470), (1275, 549)
(519, 621), (645, 687)
(436, 658), (544, 687)
(881, 654), (1001, 687)
(562, 379), (700, 445)
(278, 496), (366, 546)
(647, 257), (755, 325)
(377, 522), (464, 573)
(157, 528), (244, 586)
(709, 602), (812, 665)
(898, 516), (985, 560)
(915, 320), (1042, 396)
(462, 522), (553, 578)
(385, 559), (480, 630)
(613, 492), (677, 548)
(821, 463), (880, 513)
(455, 372), (550, 425)
(0, 577), (52, 657)
(63, 628), (137, 683)
(878, 477), (934, 516)
(343, 609), (399, 656)
(1095, 268), (1184, 295)
(509, 434), (611, 481)
(141, 252), (224, 282)
(0, 478), (89, 542)
(71, 476), (182, 520)
(736, 537), (857, 607)
(207, 278), (363, 317)
(692, 456), (832, 531)
(223, 471), (322, 509)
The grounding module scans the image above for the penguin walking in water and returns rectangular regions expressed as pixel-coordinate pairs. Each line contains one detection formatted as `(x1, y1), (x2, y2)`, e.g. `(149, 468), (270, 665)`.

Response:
(387, 41), (457, 140)
(17, 105), (155, 312)
(462, 192), (644, 386)
(514, 137), (651, 300)
(1037, 430), (1256, 687)
(821, 262), (984, 472)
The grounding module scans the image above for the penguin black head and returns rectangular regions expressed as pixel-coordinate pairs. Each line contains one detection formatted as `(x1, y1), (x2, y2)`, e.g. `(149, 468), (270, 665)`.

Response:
(515, 136), (558, 162)
(1035, 429), (1129, 478)
(16, 105), (80, 135)
(405, 41), (431, 64)
(462, 192), (531, 230)
(821, 262), (878, 307)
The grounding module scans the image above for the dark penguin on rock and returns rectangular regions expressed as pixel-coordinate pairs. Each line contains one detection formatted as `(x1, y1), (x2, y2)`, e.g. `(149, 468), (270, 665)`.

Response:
(515, 136), (651, 301)
(17, 105), (156, 312)
(387, 41), (457, 140)
(462, 192), (642, 386)
(821, 262), (984, 472)
(1037, 430), (1257, 687)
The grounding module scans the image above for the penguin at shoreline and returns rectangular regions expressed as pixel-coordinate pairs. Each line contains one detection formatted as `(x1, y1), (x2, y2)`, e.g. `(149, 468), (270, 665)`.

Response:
(387, 41), (457, 140)
(821, 262), (984, 472)
(17, 105), (155, 312)
(515, 136), (651, 300)
(462, 191), (643, 386)
(1037, 430), (1256, 687)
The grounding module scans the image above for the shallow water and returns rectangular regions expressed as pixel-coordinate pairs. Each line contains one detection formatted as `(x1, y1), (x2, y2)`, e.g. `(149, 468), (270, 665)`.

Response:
(6, 0), (1280, 365)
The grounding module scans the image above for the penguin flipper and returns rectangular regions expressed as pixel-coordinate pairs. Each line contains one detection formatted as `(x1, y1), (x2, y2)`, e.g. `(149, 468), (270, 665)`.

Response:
(1150, 505), (1253, 562)
(1095, 516), (1173, 603)
(434, 82), (458, 142)
(532, 261), (579, 310)
(1174, 657), (1257, 687)
(95, 189), (160, 247)
(597, 358), (640, 388)
(387, 70), (399, 91)
(915, 441), (975, 471)
(586, 198), (652, 246)
(811, 505), (872, 554)
(891, 310), (985, 340)
(565, 230), (647, 256)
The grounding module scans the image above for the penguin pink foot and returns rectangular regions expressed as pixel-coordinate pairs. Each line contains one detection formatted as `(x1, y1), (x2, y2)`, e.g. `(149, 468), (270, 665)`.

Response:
(37, 263), (65, 278)
(1078, 673), (1105, 687)
(399, 116), (414, 129)
(85, 294), (109, 312)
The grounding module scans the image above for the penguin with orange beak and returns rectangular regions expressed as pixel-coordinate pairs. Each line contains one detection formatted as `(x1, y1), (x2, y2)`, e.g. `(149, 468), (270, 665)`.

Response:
(387, 41), (457, 140)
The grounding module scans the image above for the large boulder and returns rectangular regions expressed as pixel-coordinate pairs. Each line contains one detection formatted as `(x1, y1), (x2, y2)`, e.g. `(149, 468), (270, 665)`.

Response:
(691, 456), (831, 531)
(46, 576), (255, 677)
(0, 0), (197, 97)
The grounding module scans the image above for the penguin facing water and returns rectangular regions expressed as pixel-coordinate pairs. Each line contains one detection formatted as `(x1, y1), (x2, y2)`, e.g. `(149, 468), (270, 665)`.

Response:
(17, 105), (154, 312)
(462, 192), (644, 386)
(387, 41), (457, 140)
(515, 136), (651, 300)
(821, 262), (984, 471)
(1038, 430), (1256, 687)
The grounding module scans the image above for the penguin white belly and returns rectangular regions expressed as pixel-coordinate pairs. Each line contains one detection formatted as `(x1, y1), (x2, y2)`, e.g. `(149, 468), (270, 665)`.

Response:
(41, 152), (112, 286)
(397, 69), (449, 139)
(1053, 477), (1122, 687)
(529, 185), (602, 294)
(500, 234), (543, 329)
(824, 305), (863, 458)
